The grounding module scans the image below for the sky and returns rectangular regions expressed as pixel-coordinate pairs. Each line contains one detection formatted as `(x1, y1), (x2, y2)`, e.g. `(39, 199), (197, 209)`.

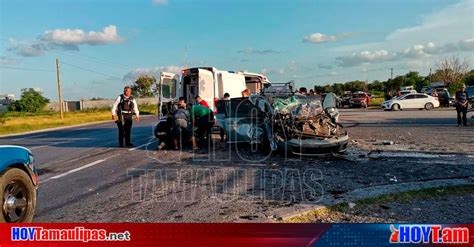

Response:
(0, 0), (473, 100)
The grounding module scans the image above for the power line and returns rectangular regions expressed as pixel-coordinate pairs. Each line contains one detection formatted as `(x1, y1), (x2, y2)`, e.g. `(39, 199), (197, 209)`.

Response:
(61, 61), (122, 80)
(0, 65), (55, 72)
(55, 51), (130, 70)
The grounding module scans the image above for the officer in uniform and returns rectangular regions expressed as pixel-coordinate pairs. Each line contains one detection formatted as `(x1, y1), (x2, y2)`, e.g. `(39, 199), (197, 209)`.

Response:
(112, 86), (140, 147)
(455, 84), (469, 127)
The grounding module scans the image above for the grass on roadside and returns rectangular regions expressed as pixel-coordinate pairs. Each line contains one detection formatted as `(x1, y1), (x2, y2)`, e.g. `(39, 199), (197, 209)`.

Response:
(285, 184), (474, 223)
(369, 97), (384, 107)
(0, 104), (157, 135)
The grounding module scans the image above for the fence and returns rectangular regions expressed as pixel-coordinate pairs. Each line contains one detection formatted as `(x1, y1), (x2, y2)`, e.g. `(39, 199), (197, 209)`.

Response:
(45, 97), (158, 112)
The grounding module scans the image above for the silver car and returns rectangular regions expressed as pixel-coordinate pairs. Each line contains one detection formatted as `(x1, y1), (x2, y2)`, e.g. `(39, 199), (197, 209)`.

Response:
(216, 82), (349, 155)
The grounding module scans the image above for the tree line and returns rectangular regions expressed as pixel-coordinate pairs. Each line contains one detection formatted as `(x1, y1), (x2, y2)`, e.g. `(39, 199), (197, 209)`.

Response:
(314, 56), (473, 97)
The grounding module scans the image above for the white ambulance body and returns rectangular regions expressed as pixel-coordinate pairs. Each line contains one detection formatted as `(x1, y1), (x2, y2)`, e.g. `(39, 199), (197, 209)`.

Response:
(158, 67), (247, 113)
(237, 71), (271, 94)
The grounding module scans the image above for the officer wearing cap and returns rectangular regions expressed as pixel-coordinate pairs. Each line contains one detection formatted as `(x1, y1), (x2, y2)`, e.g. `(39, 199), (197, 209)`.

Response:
(112, 86), (140, 147)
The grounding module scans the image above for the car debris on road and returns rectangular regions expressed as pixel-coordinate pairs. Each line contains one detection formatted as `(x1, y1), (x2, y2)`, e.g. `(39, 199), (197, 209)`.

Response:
(217, 81), (349, 155)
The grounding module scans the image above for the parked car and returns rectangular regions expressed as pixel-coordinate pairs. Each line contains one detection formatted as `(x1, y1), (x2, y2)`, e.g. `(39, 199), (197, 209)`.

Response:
(399, 89), (417, 96)
(0, 145), (38, 222)
(381, 93), (439, 111)
(467, 86), (474, 103)
(216, 82), (349, 155)
(349, 92), (371, 108)
(339, 92), (352, 108)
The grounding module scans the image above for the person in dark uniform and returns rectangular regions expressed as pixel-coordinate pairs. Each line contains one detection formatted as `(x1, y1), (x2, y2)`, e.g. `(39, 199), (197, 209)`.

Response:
(455, 84), (469, 127)
(442, 89), (451, 108)
(219, 92), (230, 142)
(112, 86), (140, 147)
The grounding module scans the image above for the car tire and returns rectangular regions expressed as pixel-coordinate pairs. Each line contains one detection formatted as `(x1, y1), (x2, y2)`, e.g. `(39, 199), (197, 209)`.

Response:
(424, 102), (434, 110)
(0, 168), (36, 223)
(391, 104), (400, 111)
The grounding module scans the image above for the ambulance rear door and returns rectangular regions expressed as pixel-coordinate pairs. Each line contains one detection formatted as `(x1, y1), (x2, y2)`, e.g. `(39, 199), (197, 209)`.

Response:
(159, 72), (179, 117)
(198, 68), (215, 109)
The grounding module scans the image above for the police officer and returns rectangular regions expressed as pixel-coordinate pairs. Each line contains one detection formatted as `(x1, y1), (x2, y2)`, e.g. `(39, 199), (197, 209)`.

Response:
(112, 86), (140, 147)
(455, 84), (469, 127)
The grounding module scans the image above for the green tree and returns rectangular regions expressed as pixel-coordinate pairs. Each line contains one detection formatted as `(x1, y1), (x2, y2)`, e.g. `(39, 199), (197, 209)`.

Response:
(368, 80), (384, 92)
(8, 88), (49, 113)
(132, 75), (156, 97)
(344, 80), (367, 92)
(403, 71), (430, 92)
(463, 69), (474, 86)
(331, 83), (345, 95)
(313, 85), (324, 94)
(322, 84), (333, 93)
(385, 76), (404, 92)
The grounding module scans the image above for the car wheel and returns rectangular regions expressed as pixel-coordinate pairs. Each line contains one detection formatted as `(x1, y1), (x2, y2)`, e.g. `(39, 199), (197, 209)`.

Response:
(424, 102), (434, 110)
(391, 104), (400, 111)
(0, 168), (36, 223)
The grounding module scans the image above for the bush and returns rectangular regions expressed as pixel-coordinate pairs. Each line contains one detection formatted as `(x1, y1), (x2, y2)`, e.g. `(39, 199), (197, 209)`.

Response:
(0, 112), (6, 125)
(448, 81), (464, 95)
(8, 88), (50, 113)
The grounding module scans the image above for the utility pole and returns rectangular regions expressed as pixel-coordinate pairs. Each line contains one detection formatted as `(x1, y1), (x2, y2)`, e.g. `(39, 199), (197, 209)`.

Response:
(429, 67), (432, 84)
(390, 68), (393, 80)
(55, 58), (64, 120)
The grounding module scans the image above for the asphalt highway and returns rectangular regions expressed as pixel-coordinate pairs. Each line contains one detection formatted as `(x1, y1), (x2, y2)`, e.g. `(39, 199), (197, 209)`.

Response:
(0, 109), (472, 222)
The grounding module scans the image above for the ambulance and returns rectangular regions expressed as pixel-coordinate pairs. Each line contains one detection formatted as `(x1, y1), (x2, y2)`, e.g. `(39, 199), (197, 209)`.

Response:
(237, 71), (271, 94)
(158, 67), (249, 115)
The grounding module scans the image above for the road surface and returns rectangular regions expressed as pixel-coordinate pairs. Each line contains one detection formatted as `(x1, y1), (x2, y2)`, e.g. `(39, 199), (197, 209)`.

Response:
(0, 109), (472, 222)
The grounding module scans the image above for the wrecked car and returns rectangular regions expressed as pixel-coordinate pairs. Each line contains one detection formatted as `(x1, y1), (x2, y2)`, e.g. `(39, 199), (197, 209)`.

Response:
(216, 82), (349, 155)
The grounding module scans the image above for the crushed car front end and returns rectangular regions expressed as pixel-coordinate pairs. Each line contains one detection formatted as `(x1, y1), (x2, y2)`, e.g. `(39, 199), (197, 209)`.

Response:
(269, 92), (349, 155)
(217, 82), (349, 155)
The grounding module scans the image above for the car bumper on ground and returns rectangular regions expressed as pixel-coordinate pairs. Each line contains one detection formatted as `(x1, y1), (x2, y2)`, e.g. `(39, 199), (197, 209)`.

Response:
(281, 134), (349, 155)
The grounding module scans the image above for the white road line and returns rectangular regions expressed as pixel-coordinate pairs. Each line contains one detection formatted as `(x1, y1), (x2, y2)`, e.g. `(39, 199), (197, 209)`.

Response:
(28, 141), (70, 151)
(13, 133), (48, 141)
(30, 145), (47, 150)
(41, 154), (119, 183)
(128, 140), (157, 151)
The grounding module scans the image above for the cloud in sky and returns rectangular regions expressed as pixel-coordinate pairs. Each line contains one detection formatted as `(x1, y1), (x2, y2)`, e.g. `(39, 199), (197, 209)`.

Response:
(303, 32), (356, 44)
(238, 48), (282, 55)
(152, 0), (168, 6)
(0, 56), (16, 65)
(8, 25), (123, 57)
(303, 33), (336, 44)
(123, 65), (181, 82)
(41, 25), (122, 46)
(318, 64), (333, 70)
(336, 39), (474, 67)
(386, 0), (473, 44)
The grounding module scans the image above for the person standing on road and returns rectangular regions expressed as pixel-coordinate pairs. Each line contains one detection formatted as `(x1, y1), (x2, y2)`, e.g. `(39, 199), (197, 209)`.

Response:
(455, 84), (469, 127)
(219, 93), (230, 142)
(443, 89), (451, 108)
(112, 86), (140, 147)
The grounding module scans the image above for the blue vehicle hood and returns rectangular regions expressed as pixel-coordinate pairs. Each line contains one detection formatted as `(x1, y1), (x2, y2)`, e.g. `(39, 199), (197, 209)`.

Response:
(0, 145), (32, 172)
